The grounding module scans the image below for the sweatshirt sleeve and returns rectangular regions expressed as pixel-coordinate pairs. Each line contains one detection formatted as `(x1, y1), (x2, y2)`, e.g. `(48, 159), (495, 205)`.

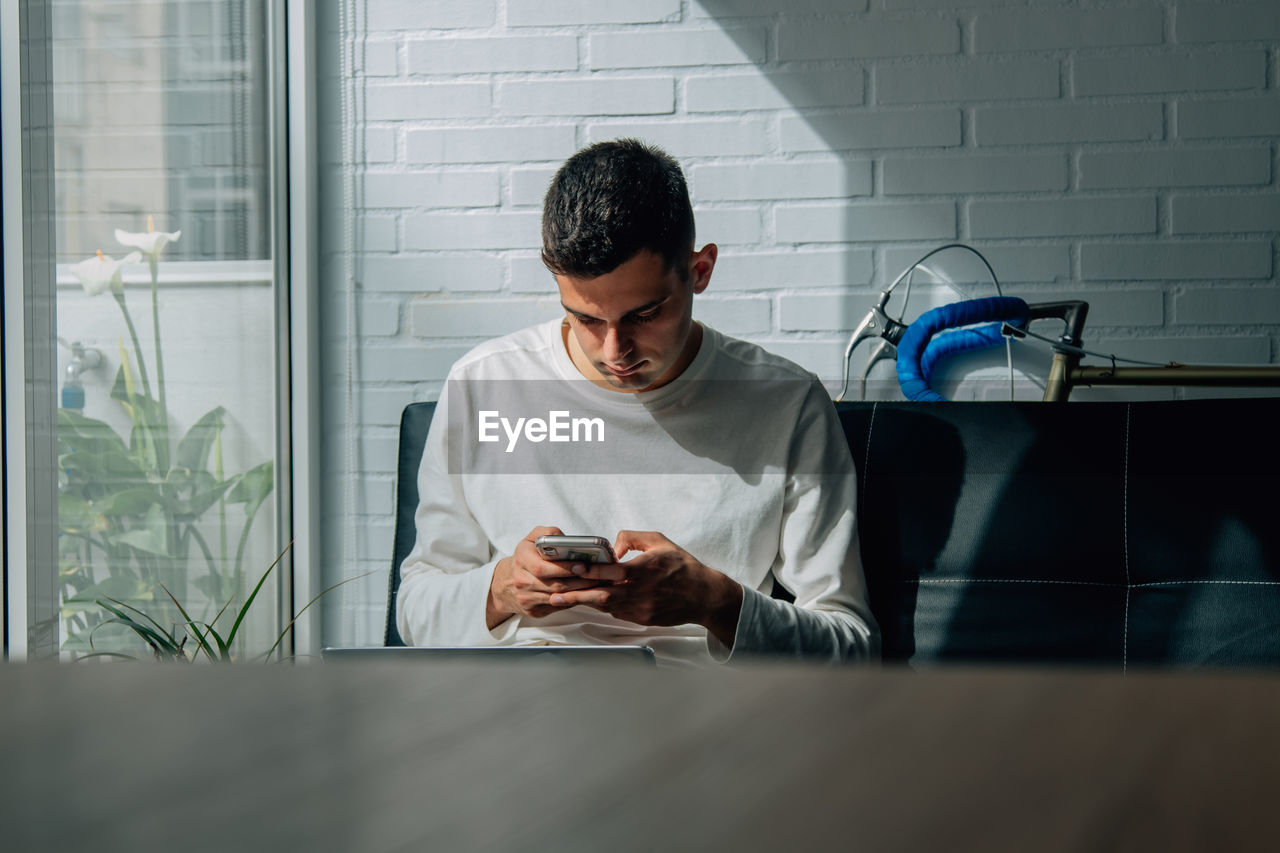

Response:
(395, 384), (520, 647)
(715, 381), (880, 663)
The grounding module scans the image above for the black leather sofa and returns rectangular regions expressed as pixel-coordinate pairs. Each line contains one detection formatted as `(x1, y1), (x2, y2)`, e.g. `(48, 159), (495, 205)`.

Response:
(387, 398), (1280, 668)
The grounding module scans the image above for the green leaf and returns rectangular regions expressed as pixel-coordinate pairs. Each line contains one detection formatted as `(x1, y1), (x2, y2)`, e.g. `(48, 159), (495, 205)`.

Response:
(59, 557), (89, 580)
(260, 567), (377, 662)
(61, 599), (104, 616)
(176, 406), (226, 474)
(204, 586), (241, 639)
(97, 597), (191, 662)
(110, 367), (169, 474)
(177, 473), (237, 519)
(96, 486), (163, 517)
(95, 618), (165, 657)
(59, 448), (148, 485)
(101, 596), (179, 642)
(226, 540), (292, 647)
(193, 622), (231, 662)
(160, 584), (219, 663)
(192, 571), (228, 602)
(210, 627), (231, 661)
(130, 396), (170, 475)
(58, 493), (97, 532)
(94, 603), (178, 657)
(62, 631), (98, 653)
(162, 466), (194, 491)
(112, 528), (169, 556)
(109, 504), (171, 557)
(65, 575), (153, 607)
(109, 363), (130, 405)
(57, 409), (130, 457)
(225, 460), (274, 519)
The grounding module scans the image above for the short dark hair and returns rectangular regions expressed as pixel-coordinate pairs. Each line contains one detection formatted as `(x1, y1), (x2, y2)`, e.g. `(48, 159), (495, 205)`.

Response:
(541, 139), (695, 279)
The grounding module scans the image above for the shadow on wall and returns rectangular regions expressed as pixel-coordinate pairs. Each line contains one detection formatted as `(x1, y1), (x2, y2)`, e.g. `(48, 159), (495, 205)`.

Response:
(693, 0), (956, 385)
(696, 0), (896, 345)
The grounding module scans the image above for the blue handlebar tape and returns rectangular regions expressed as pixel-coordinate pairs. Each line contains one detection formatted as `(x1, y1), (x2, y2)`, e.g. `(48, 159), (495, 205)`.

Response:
(897, 296), (1030, 402)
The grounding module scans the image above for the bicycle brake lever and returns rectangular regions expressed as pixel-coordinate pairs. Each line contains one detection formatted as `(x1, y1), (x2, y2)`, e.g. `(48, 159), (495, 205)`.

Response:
(858, 339), (897, 401)
(836, 302), (894, 401)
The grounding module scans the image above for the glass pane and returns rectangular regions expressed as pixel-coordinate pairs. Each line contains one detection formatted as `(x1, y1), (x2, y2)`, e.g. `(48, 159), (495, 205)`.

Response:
(51, 0), (280, 660)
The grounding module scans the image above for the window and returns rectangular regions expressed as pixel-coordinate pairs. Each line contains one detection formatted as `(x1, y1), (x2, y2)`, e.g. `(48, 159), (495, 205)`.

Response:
(3, 0), (306, 660)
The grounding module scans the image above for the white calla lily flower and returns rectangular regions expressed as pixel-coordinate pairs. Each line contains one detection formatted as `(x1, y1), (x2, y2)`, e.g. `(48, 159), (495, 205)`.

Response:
(70, 250), (142, 297)
(115, 215), (181, 259)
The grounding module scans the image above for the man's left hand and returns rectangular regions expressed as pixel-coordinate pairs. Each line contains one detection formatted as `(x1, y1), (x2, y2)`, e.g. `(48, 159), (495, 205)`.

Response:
(549, 530), (743, 649)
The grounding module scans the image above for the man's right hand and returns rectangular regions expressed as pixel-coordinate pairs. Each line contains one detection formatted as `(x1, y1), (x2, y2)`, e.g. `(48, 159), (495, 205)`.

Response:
(486, 526), (621, 629)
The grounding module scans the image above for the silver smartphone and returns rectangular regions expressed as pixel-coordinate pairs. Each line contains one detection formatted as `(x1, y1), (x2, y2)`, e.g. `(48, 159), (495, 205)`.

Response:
(534, 534), (616, 564)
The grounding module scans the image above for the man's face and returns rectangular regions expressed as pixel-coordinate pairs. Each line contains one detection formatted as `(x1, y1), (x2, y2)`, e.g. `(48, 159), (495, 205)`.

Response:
(555, 246), (715, 392)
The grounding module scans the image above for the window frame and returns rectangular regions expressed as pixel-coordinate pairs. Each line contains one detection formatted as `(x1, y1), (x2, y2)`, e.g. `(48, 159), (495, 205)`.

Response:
(1, 0), (320, 660)
(283, 0), (321, 656)
(2, 0), (21, 657)
(3, 0), (59, 660)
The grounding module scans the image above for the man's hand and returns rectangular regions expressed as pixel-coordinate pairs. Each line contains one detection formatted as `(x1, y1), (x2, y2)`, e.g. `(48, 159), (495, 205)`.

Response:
(486, 526), (615, 630)
(548, 530), (744, 649)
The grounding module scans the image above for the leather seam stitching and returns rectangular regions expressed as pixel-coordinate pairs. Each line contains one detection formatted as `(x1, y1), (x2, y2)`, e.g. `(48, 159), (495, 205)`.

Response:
(907, 579), (1123, 587)
(1123, 402), (1132, 675)
(903, 578), (1280, 587)
(861, 401), (877, 502)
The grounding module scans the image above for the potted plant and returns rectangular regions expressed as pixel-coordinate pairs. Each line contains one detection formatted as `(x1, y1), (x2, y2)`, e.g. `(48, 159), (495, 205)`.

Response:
(88, 542), (368, 663)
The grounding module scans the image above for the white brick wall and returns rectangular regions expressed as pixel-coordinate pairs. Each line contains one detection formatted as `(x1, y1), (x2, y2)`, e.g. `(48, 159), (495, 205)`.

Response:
(969, 197), (1156, 239)
(507, 0), (683, 27)
(1079, 148), (1270, 189)
(589, 27), (766, 68)
(975, 103), (1164, 145)
(407, 36), (580, 75)
(693, 160), (872, 201)
(317, 0), (1280, 647)
(878, 59), (1059, 104)
(779, 17), (959, 59)
(1179, 98), (1280, 137)
(496, 77), (675, 116)
(783, 110), (962, 150)
(405, 126), (578, 164)
(687, 68), (865, 111)
(883, 153), (1068, 195)
(1072, 52), (1265, 96)
(974, 7), (1164, 52)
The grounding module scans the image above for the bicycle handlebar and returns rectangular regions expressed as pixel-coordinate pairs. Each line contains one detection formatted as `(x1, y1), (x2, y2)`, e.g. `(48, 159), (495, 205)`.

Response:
(837, 297), (1093, 401)
(896, 297), (1031, 401)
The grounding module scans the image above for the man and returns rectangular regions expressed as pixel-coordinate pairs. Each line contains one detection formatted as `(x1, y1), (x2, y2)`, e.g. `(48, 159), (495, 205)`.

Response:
(397, 139), (878, 664)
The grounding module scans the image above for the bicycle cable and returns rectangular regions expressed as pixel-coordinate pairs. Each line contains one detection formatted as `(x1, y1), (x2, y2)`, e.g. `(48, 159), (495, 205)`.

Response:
(885, 244), (1004, 327)
(841, 245), (1010, 401)
(889, 246), (1017, 400)
(1000, 323), (1183, 368)
(1006, 336), (1015, 399)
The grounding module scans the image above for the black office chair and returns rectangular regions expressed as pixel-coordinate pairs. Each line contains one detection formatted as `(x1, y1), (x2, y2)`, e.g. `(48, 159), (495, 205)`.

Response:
(383, 398), (803, 645)
(384, 401), (435, 646)
(389, 397), (1280, 667)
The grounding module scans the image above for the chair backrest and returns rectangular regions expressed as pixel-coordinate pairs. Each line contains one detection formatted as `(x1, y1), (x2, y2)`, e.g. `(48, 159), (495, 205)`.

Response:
(836, 398), (1280, 668)
(384, 401), (435, 646)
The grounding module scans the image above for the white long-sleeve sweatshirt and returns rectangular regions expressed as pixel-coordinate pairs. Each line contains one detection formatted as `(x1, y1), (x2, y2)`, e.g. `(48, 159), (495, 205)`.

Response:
(396, 319), (879, 665)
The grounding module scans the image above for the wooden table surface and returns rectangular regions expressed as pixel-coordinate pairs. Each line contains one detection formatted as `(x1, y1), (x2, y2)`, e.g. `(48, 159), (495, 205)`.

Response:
(3, 660), (1279, 852)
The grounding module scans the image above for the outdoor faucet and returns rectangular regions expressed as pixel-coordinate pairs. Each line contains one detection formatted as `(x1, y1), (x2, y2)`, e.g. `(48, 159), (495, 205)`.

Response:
(61, 341), (102, 410)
